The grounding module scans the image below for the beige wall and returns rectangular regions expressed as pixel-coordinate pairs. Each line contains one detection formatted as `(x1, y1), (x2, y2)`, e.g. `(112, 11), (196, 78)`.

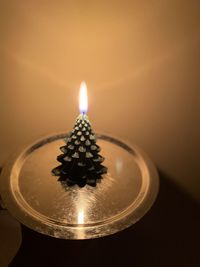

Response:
(0, 1), (200, 201)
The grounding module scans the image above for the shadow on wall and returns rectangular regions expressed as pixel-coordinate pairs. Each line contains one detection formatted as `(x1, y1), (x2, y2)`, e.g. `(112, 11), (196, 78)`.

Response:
(9, 170), (200, 267)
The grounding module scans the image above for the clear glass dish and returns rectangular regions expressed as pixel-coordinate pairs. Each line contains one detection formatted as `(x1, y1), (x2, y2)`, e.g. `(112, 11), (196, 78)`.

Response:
(0, 133), (159, 239)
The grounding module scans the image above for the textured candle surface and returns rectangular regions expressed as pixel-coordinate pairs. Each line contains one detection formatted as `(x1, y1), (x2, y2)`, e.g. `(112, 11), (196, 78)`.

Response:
(52, 114), (107, 187)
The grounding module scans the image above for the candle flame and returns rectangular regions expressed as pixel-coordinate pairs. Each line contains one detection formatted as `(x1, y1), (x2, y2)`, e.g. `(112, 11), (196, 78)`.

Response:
(79, 81), (88, 114)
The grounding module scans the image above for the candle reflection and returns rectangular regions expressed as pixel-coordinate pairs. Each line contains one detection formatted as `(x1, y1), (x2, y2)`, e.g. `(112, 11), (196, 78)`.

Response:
(78, 210), (84, 224)
(116, 158), (123, 174)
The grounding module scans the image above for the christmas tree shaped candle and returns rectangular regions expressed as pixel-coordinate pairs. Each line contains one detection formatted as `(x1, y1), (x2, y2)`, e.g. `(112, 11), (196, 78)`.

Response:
(52, 82), (107, 187)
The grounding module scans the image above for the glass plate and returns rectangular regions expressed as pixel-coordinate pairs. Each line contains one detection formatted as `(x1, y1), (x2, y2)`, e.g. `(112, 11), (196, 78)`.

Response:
(0, 133), (159, 239)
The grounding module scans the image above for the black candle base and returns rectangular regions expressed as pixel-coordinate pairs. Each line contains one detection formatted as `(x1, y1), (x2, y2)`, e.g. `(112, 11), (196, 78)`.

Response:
(58, 175), (102, 187)
(52, 114), (107, 187)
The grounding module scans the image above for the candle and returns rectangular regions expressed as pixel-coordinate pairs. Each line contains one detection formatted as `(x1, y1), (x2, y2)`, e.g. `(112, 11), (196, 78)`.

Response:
(52, 82), (107, 187)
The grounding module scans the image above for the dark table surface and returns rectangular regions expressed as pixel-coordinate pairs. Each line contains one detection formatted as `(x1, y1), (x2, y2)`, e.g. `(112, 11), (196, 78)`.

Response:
(7, 170), (200, 267)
